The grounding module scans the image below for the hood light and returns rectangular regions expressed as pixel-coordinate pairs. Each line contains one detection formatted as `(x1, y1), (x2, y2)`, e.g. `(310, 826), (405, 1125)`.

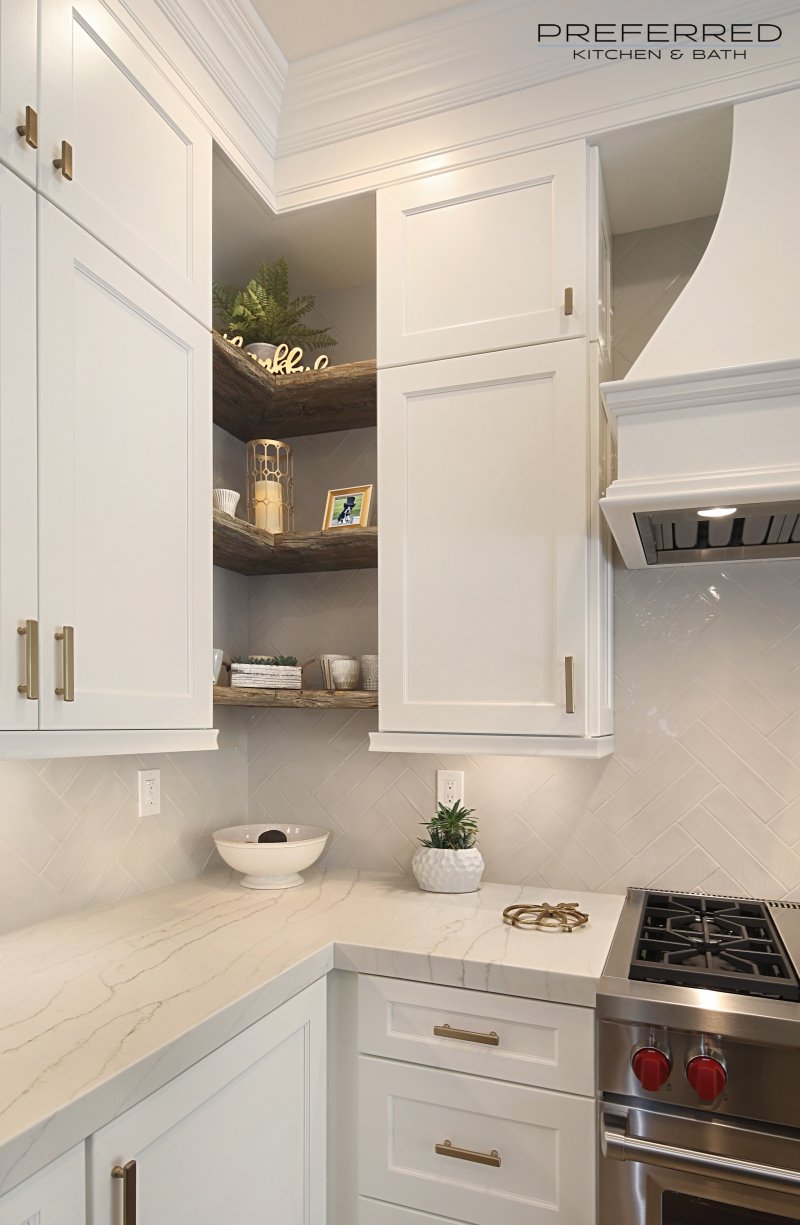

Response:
(697, 507), (738, 519)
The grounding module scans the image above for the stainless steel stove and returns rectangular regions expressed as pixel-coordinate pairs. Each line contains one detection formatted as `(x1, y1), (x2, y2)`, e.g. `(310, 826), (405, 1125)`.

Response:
(597, 888), (800, 1223)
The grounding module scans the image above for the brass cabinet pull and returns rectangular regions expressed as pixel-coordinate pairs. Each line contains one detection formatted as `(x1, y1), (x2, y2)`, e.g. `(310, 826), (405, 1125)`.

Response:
(16, 106), (38, 148)
(435, 1140), (501, 1168)
(112, 1160), (137, 1225)
(54, 626), (75, 700)
(564, 655), (575, 714)
(16, 620), (39, 699)
(433, 1023), (499, 1047)
(564, 286), (574, 316)
(53, 140), (73, 180)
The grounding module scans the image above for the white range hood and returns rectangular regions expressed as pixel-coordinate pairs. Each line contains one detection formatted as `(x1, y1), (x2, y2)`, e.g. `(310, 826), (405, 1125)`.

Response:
(600, 89), (800, 567)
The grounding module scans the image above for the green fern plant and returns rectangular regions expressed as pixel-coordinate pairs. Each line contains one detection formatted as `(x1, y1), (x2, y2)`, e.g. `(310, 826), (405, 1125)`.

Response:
(419, 802), (478, 850)
(212, 257), (337, 350)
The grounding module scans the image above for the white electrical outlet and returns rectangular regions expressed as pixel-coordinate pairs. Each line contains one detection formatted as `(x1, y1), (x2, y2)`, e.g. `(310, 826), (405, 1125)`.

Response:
(436, 770), (464, 808)
(137, 768), (161, 817)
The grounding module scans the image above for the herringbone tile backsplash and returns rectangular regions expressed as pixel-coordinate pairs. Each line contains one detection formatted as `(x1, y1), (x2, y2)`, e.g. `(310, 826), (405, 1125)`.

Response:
(2, 220), (798, 935)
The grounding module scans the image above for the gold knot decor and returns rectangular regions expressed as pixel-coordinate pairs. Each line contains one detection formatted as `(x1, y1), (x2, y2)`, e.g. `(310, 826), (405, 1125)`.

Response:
(502, 902), (589, 933)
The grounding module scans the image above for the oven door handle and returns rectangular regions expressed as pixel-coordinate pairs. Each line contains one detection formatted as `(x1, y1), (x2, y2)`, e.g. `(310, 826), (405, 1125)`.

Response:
(602, 1113), (800, 1196)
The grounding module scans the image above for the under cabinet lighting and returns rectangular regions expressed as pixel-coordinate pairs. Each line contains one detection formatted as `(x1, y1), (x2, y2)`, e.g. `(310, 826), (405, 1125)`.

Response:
(697, 506), (738, 518)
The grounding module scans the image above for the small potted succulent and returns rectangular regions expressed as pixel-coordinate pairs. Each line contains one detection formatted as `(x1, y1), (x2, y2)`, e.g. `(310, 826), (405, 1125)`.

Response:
(412, 801), (484, 894)
(212, 256), (336, 363)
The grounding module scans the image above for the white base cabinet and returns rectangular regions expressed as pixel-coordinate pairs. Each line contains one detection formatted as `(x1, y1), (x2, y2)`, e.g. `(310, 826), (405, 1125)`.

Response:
(0, 1144), (85, 1225)
(355, 977), (596, 1225)
(89, 979), (326, 1225)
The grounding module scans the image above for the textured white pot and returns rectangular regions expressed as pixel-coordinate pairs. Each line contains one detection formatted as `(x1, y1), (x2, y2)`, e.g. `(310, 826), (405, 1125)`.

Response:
(411, 846), (484, 894)
(244, 342), (278, 364)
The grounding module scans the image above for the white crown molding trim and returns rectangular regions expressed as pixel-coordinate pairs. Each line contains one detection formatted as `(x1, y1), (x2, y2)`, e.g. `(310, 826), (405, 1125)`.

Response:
(278, 0), (800, 159)
(602, 359), (800, 418)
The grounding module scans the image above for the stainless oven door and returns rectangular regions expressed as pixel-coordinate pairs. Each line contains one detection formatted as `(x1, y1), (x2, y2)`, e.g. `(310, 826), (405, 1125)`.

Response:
(600, 1103), (800, 1224)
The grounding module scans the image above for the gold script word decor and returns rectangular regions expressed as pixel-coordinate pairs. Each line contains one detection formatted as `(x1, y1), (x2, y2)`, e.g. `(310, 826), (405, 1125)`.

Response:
(223, 335), (330, 375)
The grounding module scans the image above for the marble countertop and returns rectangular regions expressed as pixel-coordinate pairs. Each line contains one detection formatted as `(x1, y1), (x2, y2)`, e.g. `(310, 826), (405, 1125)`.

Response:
(0, 868), (624, 1194)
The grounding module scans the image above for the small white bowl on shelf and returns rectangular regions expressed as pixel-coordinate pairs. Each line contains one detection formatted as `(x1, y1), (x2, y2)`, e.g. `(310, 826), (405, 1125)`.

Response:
(213, 824), (329, 889)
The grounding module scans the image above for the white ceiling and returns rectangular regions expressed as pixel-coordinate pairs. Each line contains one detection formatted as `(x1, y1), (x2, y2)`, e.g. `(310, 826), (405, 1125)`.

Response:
(251, 0), (471, 60)
(213, 150), (376, 293)
(594, 107), (733, 235)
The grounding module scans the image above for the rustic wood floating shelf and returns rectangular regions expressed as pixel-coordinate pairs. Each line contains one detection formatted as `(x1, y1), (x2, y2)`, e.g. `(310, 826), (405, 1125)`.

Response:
(213, 510), (378, 576)
(213, 333), (377, 440)
(213, 686), (378, 709)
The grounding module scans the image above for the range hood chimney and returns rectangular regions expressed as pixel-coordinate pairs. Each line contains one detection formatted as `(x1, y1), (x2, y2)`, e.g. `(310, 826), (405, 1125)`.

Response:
(600, 89), (800, 567)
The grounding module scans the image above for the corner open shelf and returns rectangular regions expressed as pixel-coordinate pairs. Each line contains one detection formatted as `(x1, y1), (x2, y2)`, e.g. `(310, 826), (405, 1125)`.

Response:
(213, 686), (378, 709)
(213, 510), (377, 576)
(213, 333), (377, 440)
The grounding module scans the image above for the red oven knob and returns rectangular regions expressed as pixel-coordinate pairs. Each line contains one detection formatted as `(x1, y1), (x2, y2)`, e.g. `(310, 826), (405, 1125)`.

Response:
(631, 1047), (671, 1092)
(686, 1055), (727, 1103)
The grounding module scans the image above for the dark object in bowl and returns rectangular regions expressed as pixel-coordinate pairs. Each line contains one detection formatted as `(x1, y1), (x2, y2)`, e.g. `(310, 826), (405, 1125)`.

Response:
(258, 829), (289, 844)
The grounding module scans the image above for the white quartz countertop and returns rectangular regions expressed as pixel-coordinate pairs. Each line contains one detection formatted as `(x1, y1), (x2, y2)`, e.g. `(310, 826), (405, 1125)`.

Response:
(0, 868), (624, 1194)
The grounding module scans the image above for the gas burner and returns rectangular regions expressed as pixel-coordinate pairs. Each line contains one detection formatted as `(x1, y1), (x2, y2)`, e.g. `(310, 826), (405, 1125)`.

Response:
(503, 901), (589, 933)
(630, 892), (800, 1000)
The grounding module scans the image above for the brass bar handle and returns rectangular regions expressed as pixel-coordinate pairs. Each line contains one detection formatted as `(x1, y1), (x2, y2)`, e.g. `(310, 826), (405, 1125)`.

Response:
(16, 105), (38, 149)
(53, 140), (73, 180)
(564, 655), (575, 714)
(55, 626), (75, 701)
(16, 620), (39, 699)
(564, 286), (574, 316)
(112, 1160), (137, 1224)
(433, 1023), (499, 1047)
(435, 1140), (501, 1168)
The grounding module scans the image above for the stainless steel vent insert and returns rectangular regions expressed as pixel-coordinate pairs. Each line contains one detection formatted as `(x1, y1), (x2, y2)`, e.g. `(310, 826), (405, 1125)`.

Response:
(634, 501), (800, 565)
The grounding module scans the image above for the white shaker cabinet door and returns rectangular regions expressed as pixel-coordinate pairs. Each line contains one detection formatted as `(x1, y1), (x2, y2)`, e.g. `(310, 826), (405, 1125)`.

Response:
(0, 166), (38, 730)
(0, 0), (37, 185)
(89, 980), (327, 1225)
(377, 142), (587, 367)
(37, 200), (211, 731)
(39, 0), (211, 323)
(0, 1145), (85, 1225)
(379, 341), (590, 737)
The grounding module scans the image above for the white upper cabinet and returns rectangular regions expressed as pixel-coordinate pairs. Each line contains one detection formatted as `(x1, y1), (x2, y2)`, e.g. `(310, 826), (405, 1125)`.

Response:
(89, 980), (326, 1225)
(377, 143), (587, 368)
(39, 0), (211, 323)
(37, 201), (211, 731)
(0, 167), (38, 731)
(377, 341), (605, 744)
(0, 0), (37, 186)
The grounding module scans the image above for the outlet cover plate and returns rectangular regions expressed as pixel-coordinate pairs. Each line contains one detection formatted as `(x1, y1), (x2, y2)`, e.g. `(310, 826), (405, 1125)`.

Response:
(436, 770), (464, 808)
(137, 768), (161, 817)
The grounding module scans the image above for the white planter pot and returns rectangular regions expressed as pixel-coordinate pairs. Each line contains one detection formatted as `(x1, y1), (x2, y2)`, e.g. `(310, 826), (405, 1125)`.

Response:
(411, 846), (484, 894)
(244, 342), (278, 364)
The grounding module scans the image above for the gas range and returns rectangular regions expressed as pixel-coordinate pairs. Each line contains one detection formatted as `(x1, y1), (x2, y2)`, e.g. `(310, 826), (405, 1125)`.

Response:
(597, 889), (800, 1223)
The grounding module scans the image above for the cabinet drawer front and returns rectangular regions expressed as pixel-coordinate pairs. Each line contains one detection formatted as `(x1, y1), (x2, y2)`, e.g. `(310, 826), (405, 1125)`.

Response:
(377, 142), (586, 367)
(359, 1057), (595, 1225)
(360, 1198), (468, 1225)
(358, 976), (593, 1096)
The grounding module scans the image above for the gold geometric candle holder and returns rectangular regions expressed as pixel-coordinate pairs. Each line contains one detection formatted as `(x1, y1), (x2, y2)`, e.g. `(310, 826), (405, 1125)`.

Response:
(246, 438), (293, 534)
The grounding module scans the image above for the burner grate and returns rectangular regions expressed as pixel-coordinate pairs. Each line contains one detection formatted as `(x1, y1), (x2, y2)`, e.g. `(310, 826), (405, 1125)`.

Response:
(630, 892), (800, 1000)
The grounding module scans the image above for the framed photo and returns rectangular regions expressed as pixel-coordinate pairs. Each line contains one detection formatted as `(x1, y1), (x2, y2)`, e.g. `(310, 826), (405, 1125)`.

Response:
(322, 485), (374, 530)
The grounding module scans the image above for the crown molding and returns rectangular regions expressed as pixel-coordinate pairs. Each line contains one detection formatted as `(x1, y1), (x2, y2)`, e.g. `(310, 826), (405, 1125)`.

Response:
(277, 0), (800, 159)
(602, 358), (800, 418)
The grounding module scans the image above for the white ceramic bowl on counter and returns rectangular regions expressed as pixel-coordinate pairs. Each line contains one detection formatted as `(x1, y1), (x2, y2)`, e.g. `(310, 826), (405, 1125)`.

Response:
(213, 824), (329, 889)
